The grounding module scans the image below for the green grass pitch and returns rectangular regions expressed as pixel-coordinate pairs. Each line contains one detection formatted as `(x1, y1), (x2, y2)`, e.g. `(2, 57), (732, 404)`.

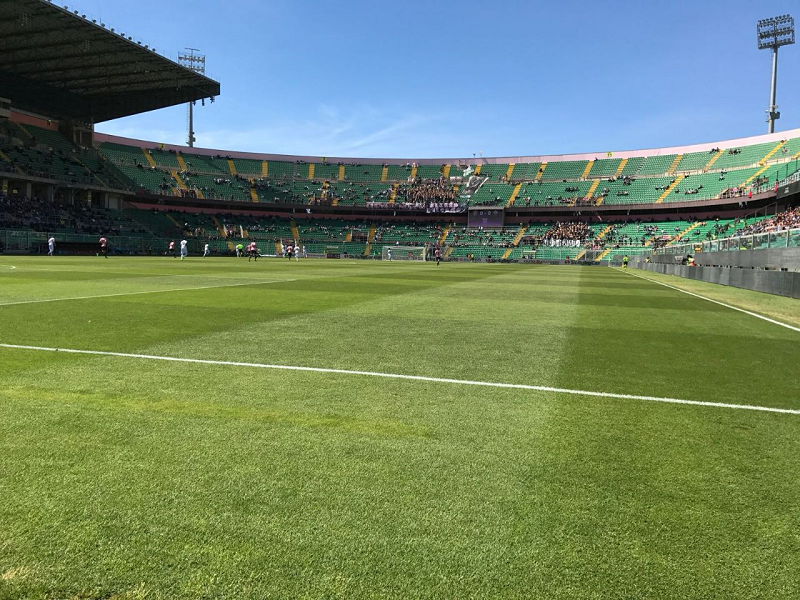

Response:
(0, 257), (798, 599)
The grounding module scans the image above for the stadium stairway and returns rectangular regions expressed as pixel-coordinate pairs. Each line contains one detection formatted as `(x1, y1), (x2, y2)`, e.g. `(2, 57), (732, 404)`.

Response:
(614, 159), (628, 176)
(344, 231), (353, 243)
(506, 183), (522, 207)
(338, 164), (346, 181)
(586, 180), (600, 201)
(307, 163), (315, 179)
(410, 165), (418, 179)
(142, 148), (157, 168)
(0, 150), (14, 167)
(655, 174), (685, 204)
(176, 154), (188, 171)
(759, 141), (786, 165)
(502, 226), (528, 259)
(212, 216), (227, 237)
(290, 221), (300, 241)
(249, 186), (259, 202)
(275, 242), (282, 255)
(228, 241), (235, 252)
(389, 184), (398, 203)
(594, 248), (612, 262)
(261, 161), (268, 177)
(12, 121), (34, 140)
(667, 222), (702, 246)
(381, 166), (389, 182)
(703, 150), (724, 171)
(443, 164), (451, 179)
(594, 224), (613, 242)
(473, 165), (482, 176)
(227, 159), (237, 176)
(364, 224), (377, 256)
(575, 249), (587, 260)
(667, 154), (683, 175)
(439, 226), (450, 245)
(165, 212), (183, 231)
(73, 155), (108, 187)
(741, 164), (770, 187)
(444, 246), (454, 258)
(535, 163), (546, 181)
(505, 164), (515, 180)
(581, 161), (594, 179)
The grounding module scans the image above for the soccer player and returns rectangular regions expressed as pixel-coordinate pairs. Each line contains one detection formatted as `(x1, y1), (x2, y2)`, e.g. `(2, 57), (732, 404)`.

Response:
(167, 240), (175, 256)
(99, 236), (108, 258)
(248, 241), (258, 262)
(47, 236), (55, 256)
(294, 240), (300, 261)
(302, 244), (307, 259)
(180, 239), (188, 261)
(622, 254), (629, 269)
(435, 247), (441, 266)
(203, 243), (210, 257)
(236, 243), (244, 257)
(286, 244), (293, 260)
(387, 248), (392, 261)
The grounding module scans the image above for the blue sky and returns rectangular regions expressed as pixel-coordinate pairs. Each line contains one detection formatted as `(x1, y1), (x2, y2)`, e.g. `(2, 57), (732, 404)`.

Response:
(71, 0), (800, 158)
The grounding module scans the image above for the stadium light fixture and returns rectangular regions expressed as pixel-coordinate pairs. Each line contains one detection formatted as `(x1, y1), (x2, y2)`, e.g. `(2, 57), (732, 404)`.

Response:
(757, 15), (795, 133)
(178, 47), (207, 148)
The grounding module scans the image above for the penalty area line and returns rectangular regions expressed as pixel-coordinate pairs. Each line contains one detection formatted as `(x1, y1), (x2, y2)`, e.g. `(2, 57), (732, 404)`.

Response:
(0, 343), (797, 416)
(618, 268), (800, 333)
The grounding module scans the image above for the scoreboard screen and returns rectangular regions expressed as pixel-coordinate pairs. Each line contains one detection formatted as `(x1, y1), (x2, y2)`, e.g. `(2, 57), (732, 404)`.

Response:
(468, 208), (505, 228)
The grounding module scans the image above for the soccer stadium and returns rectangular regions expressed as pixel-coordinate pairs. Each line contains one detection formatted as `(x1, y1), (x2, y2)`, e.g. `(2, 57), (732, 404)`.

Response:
(1, 1), (799, 598)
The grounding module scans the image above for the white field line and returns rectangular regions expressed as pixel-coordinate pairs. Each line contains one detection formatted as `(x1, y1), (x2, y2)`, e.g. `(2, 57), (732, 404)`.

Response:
(0, 343), (797, 415)
(0, 279), (295, 307)
(618, 268), (800, 333)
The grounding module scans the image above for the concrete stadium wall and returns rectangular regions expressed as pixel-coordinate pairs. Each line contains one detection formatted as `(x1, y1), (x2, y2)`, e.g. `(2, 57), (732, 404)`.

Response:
(646, 248), (800, 271)
(631, 261), (800, 298)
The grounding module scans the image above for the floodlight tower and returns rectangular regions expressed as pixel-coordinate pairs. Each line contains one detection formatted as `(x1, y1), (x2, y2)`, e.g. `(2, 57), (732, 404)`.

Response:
(757, 15), (795, 134)
(177, 48), (206, 147)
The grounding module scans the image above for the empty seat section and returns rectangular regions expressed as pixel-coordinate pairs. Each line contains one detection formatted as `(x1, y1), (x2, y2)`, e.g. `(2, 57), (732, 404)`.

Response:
(475, 163), (509, 180)
(514, 181), (591, 206)
(637, 154), (677, 175)
(509, 162), (541, 180)
(588, 158), (621, 178)
(618, 156), (645, 176)
(675, 151), (713, 172)
(540, 160), (588, 180)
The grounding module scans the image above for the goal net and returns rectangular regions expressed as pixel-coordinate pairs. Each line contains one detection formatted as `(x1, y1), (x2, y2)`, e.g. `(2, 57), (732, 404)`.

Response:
(382, 246), (427, 261)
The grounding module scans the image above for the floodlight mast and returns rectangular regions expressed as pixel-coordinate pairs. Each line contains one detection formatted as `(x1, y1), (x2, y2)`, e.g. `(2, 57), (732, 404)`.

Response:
(757, 15), (795, 134)
(177, 47), (207, 147)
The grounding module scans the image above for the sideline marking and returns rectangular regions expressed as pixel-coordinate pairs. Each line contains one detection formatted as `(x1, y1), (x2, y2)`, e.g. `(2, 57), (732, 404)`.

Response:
(619, 268), (800, 333)
(0, 279), (295, 307)
(0, 343), (797, 415)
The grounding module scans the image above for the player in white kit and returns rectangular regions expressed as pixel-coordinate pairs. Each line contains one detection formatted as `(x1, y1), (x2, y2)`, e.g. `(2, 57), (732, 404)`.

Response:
(203, 243), (210, 257)
(48, 236), (55, 256)
(180, 239), (188, 260)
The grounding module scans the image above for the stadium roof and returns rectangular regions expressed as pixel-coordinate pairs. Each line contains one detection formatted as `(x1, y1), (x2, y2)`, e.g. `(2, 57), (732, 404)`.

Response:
(0, 0), (220, 123)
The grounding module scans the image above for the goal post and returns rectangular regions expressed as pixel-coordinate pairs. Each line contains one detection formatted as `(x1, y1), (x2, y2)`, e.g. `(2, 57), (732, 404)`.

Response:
(381, 246), (427, 261)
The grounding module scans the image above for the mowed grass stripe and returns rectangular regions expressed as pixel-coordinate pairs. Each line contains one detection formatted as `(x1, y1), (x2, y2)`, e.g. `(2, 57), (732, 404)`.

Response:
(2, 343), (798, 415)
(1, 258), (799, 598)
(620, 268), (800, 332)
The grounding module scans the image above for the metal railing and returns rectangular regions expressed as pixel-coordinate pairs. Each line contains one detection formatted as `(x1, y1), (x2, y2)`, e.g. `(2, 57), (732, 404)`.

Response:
(656, 227), (800, 255)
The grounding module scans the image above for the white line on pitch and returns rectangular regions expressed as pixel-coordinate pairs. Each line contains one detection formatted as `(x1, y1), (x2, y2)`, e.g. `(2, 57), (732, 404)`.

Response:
(0, 279), (295, 307)
(618, 268), (800, 333)
(0, 343), (797, 415)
